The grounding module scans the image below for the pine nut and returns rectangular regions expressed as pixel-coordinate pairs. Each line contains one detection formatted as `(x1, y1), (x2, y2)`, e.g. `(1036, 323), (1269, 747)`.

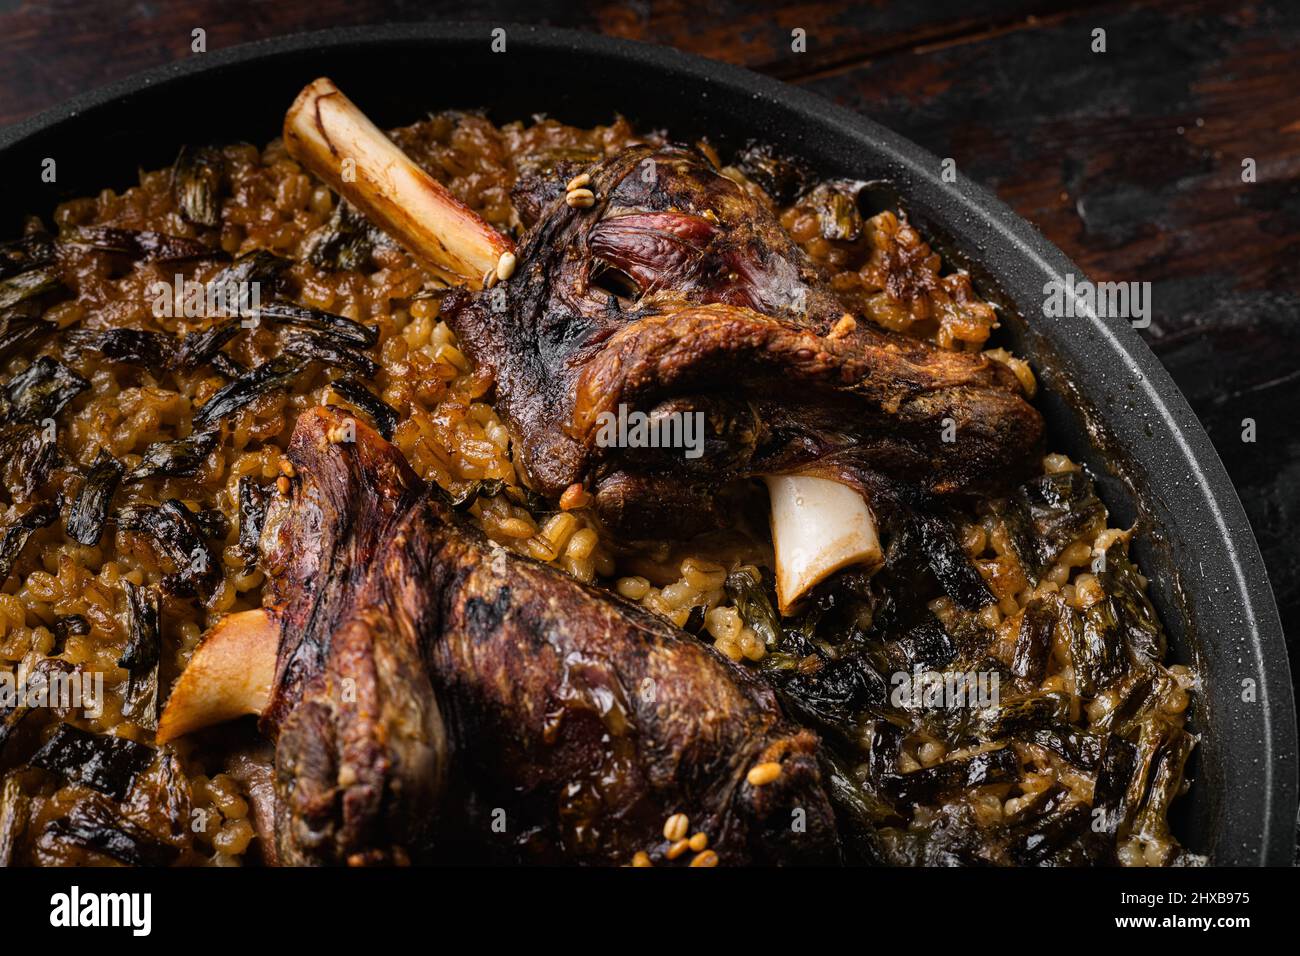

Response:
(565, 187), (595, 208)
(495, 251), (516, 281)
(663, 813), (689, 842)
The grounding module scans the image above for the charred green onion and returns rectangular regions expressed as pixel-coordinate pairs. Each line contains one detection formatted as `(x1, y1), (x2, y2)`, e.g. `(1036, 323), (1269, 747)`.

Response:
(283, 330), (379, 379)
(1097, 541), (1165, 664)
(916, 513), (994, 611)
(734, 142), (812, 205)
(0, 355), (89, 425)
(64, 327), (175, 368)
(171, 316), (241, 373)
(1072, 598), (1128, 697)
(67, 449), (124, 545)
(1092, 735), (1138, 835)
(208, 352), (247, 380)
(0, 232), (56, 280)
(1005, 787), (1092, 865)
(1028, 723), (1106, 773)
(0, 501), (58, 584)
(44, 796), (179, 866)
(1011, 597), (1055, 687)
(119, 581), (161, 730)
(327, 377), (398, 439)
(190, 356), (306, 430)
(0, 310), (55, 363)
(65, 226), (216, 263)
(442, 477), (506, 511)
(258, 298), (378, 347)
(882, 746), (1019, 806)
(192, 507), (230, 540)
(50, 614), (91, 656)
(302, 198), (395, 271)
(0, 775), (28, 866)
(204, 249), (290, 311)
(806, 181), (864, 241)
(893, 620), (957, 671)
(172, 145), (225, 228)
(114, 499), (219, 595)
(0, 266), (61, 310)
(964, 693), (1067, 740)
(0, 423), (60, 501)
(125, 428), (219, 483)
(1131, 723), (1196, 849)
(998, 471), (1107, 580)
(725, 566), (782, 649)
(30, 723), (154, 801)
(0, 696), (29, 757)
(235, 477), (268, 571)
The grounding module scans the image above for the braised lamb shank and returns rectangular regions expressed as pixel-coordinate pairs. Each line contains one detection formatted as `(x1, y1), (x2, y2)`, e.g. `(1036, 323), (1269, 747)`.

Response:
(442, 144), (1044, 537)
(257, 407), (839, 865)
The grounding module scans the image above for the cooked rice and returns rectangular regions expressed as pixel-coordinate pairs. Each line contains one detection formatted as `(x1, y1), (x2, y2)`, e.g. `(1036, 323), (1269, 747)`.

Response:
(0, 110), (1193, 867)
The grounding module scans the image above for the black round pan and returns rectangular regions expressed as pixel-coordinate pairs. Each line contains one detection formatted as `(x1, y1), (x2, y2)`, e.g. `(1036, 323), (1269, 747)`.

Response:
(0, 23), (1293, 865)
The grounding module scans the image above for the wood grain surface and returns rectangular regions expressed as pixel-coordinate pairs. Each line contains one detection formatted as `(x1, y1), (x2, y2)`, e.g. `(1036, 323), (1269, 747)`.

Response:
(1, 0), (1295, 684)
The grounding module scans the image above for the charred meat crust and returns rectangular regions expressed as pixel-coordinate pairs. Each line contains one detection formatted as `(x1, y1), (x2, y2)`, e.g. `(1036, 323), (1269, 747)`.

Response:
(271, 604), (447, 866)
(420, 511), (836, 864)
(441, 144), (1043, 537)
(259, 412), (425, 726)
(260, 407), (838, 865)
(259, 411), (441, 865)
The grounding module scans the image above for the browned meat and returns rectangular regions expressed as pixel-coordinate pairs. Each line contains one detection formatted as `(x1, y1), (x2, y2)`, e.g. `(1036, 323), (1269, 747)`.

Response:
(416, 507), (836, 864)
(443, 145), (1043, 536)
(258, 410), (446, 865)
(259, 407), (839, 864)
(223, 743), (279, 866)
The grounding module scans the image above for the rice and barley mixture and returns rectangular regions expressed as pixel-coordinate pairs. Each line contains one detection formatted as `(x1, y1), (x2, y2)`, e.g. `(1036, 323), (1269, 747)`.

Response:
(0, 110), (1193, 866)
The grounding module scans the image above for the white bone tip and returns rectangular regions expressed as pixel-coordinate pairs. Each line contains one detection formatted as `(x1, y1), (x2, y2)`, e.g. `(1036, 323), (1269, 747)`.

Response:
(765, 474), (883, 615)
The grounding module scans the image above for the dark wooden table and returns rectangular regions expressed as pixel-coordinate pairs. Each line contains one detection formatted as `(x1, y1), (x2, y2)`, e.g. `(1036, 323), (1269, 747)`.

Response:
(2, 0), (1296, 676)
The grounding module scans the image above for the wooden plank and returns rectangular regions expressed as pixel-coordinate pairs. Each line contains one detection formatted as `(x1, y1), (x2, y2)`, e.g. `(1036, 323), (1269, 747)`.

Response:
(0, 0), (1078, 125)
